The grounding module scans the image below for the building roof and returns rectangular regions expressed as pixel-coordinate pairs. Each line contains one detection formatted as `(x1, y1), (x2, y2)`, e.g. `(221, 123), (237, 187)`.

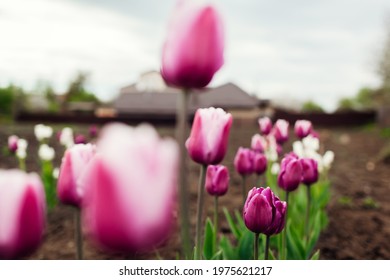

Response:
(114, 82), (261, 116)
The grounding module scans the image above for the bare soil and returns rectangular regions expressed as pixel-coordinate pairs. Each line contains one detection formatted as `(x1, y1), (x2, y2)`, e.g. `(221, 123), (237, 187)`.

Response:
(0, 120), (389, 260)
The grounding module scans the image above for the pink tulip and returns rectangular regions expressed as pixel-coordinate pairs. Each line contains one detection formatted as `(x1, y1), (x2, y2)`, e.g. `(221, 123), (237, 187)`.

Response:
(186, 107), (232, 165)
(234, 147), (255, 176)
(74, 134), (87, 144)
(273, 119), (289, 144)
(300, 158), (319, 185)
(8, 135), (19, 153)
(243, 187), (286, 235)
(277, 153), (303, 192)
(82, 123), (178, 252)
(0, 169), (46, 259)
(161, 0), (224, 89)
(251, 134), (267, 153)
(294, 120), (312, 139)
(258, 117), (272, 135)
(57, 144), (96, 207)
(253, 153), (267, 175)
(205, 165), (229, 196)
(89, 125), (99, 138)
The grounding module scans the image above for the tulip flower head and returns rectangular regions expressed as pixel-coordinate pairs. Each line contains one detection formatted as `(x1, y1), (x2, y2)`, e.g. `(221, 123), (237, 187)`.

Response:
(57, 144), (96, 207)
(234, 147), (255, 176)
(273, 119), (289, 145)
(294, 120), (312, 139)
(60, 127), (75, 149)
(277, 153), (303, 192)
(243, 187), (286, 235)
(15, 139), (28, 160)
(253, 153), (267, 175)
(0, 169), (46, 259)
(186, 107), (232, 165)
(34, 124), (53, 142)
(251, 134), (267, 153)
(74, 134), (87, 145)
(300, 158), (319, 185)
(205, 165), (229, 196)
(38, 144), (55, 161)
(161, 0), (224, 89)
(89, 125), (99, 138)
(258, 117), (272, 135)
(82, 123), (179, 252)
(8, 135), (19, 153)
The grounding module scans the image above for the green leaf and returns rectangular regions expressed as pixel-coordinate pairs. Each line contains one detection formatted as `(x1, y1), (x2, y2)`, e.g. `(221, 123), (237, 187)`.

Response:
(211, 250), (223, 260)
(238, 229), (254, 260)
(234, 210), (246, 231)
(203, 218), (215, 260)
(287, 223), (306, 259)
(223, 207), (241, 239)
(219, 236), (237, 260)
(268, 248), (277, 260)
(310, 250), (320, 260)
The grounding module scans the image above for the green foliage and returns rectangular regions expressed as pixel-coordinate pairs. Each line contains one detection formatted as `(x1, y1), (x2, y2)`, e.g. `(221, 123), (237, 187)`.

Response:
(0, 84), (25, 116)
(65, 72), (99, 103)
(362, 196), (380, 209)
(301, 101), (324, 113)
(338, 196), (354, 207)
(41, 160), (58, 210)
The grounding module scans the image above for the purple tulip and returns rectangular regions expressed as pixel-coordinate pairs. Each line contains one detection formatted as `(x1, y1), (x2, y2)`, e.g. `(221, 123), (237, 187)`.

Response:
(243, 187), (286, 235)
(234, 147), (255, 176)
(294, 120), (312, 139)
(273, 119), (289, 144)
(205, 165), (229, 196)
(277, 153), (303, 192)
(300, 158), (319, 185)
(89, 125), (99, 138)
(186, 107), (233, 165)
(258, 117), (272, 135)
(251, 134), (267, 153)
(74, 134), (87, 144)
(82, 123), (178, 252)
(8, 135), (19, 153)
(0, 169), (46, 259)
(57, 144), (96, 207)
(253, 153), (267, 175)
(161, 0), (224, 89)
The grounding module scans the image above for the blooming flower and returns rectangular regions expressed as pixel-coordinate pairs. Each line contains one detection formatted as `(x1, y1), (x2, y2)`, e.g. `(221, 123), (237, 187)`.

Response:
(294, 120), (312, 139)
(300, 158), (319, 185)
(0, 169), (46, 259)
(273, 119), (289, 144)
(60, 127), (74, 149)
(34, 124), (53, 142)
(74, 134), (87, 144)
(258, 117), (272, 135)
(161, 0), (224, 88)
(81, 123), (179, 252)
(186, 107), (232, 165)
(243, 187), (286, 235)
(38, 144), (55, 161)
(253, 153), (267, 175)
(251, 134), (267, 153)
(57, 144), (96, 207)
(205, 165), (229, 196)
(234, 147), (255, 176)
(16, 139), (28, 160)
(277, 153), (302, 192)
(8, 135), (19, 153)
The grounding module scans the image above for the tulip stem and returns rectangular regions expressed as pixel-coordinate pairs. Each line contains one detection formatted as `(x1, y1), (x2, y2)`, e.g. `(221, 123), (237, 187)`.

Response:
(214, 196), (219, 252)
(305, 184), (311, 245)
(177, 89), (191, 259)
(254, 233), (260, 260)
(195, 164), (207, 260)
(265, 235), (270, 260)
(18, 158), (26, 171)
(74, 207), (83, 260)
(242, 175), (247, 205)
(282, 191), (289, 260)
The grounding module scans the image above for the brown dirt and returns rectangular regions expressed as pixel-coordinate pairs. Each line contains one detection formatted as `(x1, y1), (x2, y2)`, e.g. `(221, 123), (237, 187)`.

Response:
(0, 120), (389, 260)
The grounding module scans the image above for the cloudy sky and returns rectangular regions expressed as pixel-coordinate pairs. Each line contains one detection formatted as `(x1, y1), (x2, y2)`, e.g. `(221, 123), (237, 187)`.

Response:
(1, 0), (389, 111)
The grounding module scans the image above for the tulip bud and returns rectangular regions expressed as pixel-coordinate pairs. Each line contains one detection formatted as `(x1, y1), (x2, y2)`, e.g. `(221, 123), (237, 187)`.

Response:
(300, 158), (319, 185)
(251, 134), (267, 153)
(205, 165), (229, 196)
(34, 124), (53, 142)
(273, 119), (289, 144)
(57, 144), (96, 207)
(234, 147), (255, 176)
(186, 107), (232, 165)
(38, 144), (55, 161)
(8, 135), (19, 153)
(277, 153), (302, 192)
(253, 153), (267, 175)
(294, 120), (312, 139)
(82, 123), (179, 252)
(74, 134), (87, 144)
(16, 139), (28, 160)
(89, 125), (99, 138)
(161, 1), (224, 88)
(258, 117), (272, 135)
(0, 169), (46, 259)
(243, 187), (286, 235)
(322, 150), (335, 170)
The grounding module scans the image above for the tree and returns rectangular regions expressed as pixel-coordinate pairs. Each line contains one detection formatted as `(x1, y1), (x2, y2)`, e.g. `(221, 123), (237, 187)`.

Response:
(378, 23), (390, 89)
(301, 100), (324, 113)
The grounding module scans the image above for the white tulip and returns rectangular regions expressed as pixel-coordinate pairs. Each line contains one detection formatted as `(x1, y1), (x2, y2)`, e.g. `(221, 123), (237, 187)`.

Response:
(16, 138), (28, 159)
(34, 124), (53, 141)
(38, 144), (55, 161)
